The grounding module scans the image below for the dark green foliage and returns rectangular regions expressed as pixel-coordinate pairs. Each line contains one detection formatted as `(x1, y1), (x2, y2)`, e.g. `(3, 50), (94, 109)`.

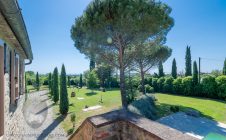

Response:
(95, 64), (112, 88)
(152, 78), (158, 92)
(128, 94), (157, 120)
(173, 78), (183, 94)
(67, 128), (74, 135)
(172, 58), (177, 79)
(145, 84), (154, 93)
(79, 74), (83, 88)
(89, 58), (95, 71)
(201, 76), (217, 98)
(53, 68), (59, 103)
(193, 84), (202, 97)
(216, 76), (226, 99)
(185, 46), (192, 76)
(223, 59), (226, 75)
(126, 90), (139, 104)
(67, 76), (71, 87)
(170, 105), (180, 113)
(147, 77), (152, 87)
(36, 72), (40, 91)
(157, 77), (165, 92)
(193, 61), (198, 85)
(48, 73), (52, 91)
(163, 77), (174, 93)
(60, 64), (69, 115)
(182, 76), (193, 96)
(158, 61), (165, 77)
(86, 70), (99, 89)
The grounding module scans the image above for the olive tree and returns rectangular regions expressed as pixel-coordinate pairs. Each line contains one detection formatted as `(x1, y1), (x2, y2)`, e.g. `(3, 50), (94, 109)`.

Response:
(71, 0), (174, 108)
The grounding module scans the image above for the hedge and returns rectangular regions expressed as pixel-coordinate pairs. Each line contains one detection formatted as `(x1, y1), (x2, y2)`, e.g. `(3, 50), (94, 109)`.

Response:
(201, 76), (217, 98)
(216, 75), (226, 99)
(163, 77), (174, 93)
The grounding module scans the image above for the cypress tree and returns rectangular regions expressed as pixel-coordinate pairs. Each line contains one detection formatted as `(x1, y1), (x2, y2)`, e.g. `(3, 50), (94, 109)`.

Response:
(36, 72), (40, 91)
(158, 61), (165, 77)
(185, 46), (192, 76)
(48, 73), (52, 91)
(89, 58), (95, 71)
(67, 76), (71, 87)
(60, 64), (69, 115)
(171, 58), (177, 79)
(53, 67), (59, 103)
(223, 58), (226, 75)
(79, 74), (83, 88)
(193, 61), (198, 85)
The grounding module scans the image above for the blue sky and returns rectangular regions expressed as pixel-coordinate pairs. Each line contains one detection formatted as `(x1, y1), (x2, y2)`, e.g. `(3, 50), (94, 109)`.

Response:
(19, 0), (226, 74)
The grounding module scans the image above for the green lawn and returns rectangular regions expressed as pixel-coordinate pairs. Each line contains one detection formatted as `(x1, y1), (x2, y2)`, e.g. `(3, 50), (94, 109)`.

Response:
(52, 87), (121, 133)
(27, 85), (48, 93)
(155, 93), (226, 123)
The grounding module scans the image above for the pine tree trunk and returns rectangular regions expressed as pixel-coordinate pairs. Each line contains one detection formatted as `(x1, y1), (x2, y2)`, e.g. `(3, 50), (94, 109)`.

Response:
(141, 69), (145, 94)
(120, 67), (127, 109)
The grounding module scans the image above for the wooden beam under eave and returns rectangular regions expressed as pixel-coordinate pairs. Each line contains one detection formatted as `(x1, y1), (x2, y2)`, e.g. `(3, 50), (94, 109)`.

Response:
(0, 46), (5, 136)
(10, 50), (15, 105)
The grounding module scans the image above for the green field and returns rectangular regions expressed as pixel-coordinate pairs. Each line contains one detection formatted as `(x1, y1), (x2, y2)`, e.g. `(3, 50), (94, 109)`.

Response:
(155, 93), (226, 123)
(27, 85), (49, 93)
(52, 87), (122, 133)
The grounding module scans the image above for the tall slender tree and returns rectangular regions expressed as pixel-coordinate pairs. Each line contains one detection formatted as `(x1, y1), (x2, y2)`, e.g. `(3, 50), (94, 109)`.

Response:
(48, 73), (52, 91)
(223, 58), (226, 75)
(193, 61), (198, 85)
(79, 74), (83, 88)
(90, 58), (95, 71)
(158, 61), (165, 77)
(36, 72), (40, 91)
(185, 46), (192, 76)
(53, 67), (59, 103)
(60, 64), (69, 115)
(67, 76), (71, 87)
(171, 58), (177, 79)
(71, 0), (174, 108)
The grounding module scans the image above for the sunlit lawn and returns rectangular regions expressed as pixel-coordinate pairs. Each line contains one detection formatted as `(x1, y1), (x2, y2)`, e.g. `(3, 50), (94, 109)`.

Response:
(155, 93), (226, 123)
(27, 85), (49, 93)
(53, 87), (121, 133)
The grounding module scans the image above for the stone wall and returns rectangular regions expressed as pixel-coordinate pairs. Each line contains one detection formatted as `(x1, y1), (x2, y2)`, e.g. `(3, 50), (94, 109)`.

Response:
(4, 73), (26, 140)
(70, 110), (198, 140)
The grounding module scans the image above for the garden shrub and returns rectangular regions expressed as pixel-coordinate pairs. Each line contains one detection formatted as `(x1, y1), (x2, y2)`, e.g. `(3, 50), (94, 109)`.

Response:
(145, 84), (154, 93)
(126, 90), (139, 104)
(216, 75), (226, 99)
(170, 105), (180, 113)
(152, 78), (158, 92)
(128, 94), (157, 120)
(173, 78), (183, 94)
(163, 77), (174, 93)
(157, 77), (165, 92)
(182, 76), (193, 96)
(193, 84), (203, 97)
(147, 77), (153, 87)
(201, 76), (217, 98)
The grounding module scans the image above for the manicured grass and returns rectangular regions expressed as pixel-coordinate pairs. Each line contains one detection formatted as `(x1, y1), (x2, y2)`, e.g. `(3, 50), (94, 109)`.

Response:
(52, 87), (121, 134)
(155, 93), (226, 123)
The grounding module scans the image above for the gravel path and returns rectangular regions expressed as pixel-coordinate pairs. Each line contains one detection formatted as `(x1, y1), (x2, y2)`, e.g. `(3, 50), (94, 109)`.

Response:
(23, 90), (67, 140)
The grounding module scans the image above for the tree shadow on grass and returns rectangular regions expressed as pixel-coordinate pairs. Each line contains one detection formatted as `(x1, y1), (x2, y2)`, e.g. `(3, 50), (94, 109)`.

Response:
(37, 115), (66, 140)
(156, 103), (226, 138)
(85, 92), (97, 96)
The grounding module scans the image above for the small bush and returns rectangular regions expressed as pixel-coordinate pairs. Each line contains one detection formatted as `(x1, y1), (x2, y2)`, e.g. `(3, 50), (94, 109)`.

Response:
(201, 76), (217, 98)
(157, 77), (165, 92)
(67, 128), (74, 135)
(152, 78), (158, 92)
(216, 75), (226, 99)
(163, 77), (174, 93)
(128, 94), (157, 120)
(173, 78), (183, 94)
(182, 76), (193, 96)
(126, 90), (139, 104)
(145, 84), (154, 93)
(170, 105), (180, 113)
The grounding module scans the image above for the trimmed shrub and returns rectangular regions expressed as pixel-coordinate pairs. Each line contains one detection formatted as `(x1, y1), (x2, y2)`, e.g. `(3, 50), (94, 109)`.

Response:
(147, 77), (153, 87)
(126, 90), (139, 104)
(193, 84), (203, 97)
(173, 78), (183, 94)
(201, 76), (217, 98)
(216, 75), (226, 99)
(157, 77), (165, 92)
(170, 105), (180, 113)
(182, 76), (193, 96)
(145, 84), (154, 93)
(128, 94), (157, 120)
(163, 77), (174, 93)
(152, 78), (158, 92)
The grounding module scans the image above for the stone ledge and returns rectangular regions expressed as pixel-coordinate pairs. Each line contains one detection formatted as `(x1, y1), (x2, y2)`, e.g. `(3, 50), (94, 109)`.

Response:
(70, 109), (198, 140)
